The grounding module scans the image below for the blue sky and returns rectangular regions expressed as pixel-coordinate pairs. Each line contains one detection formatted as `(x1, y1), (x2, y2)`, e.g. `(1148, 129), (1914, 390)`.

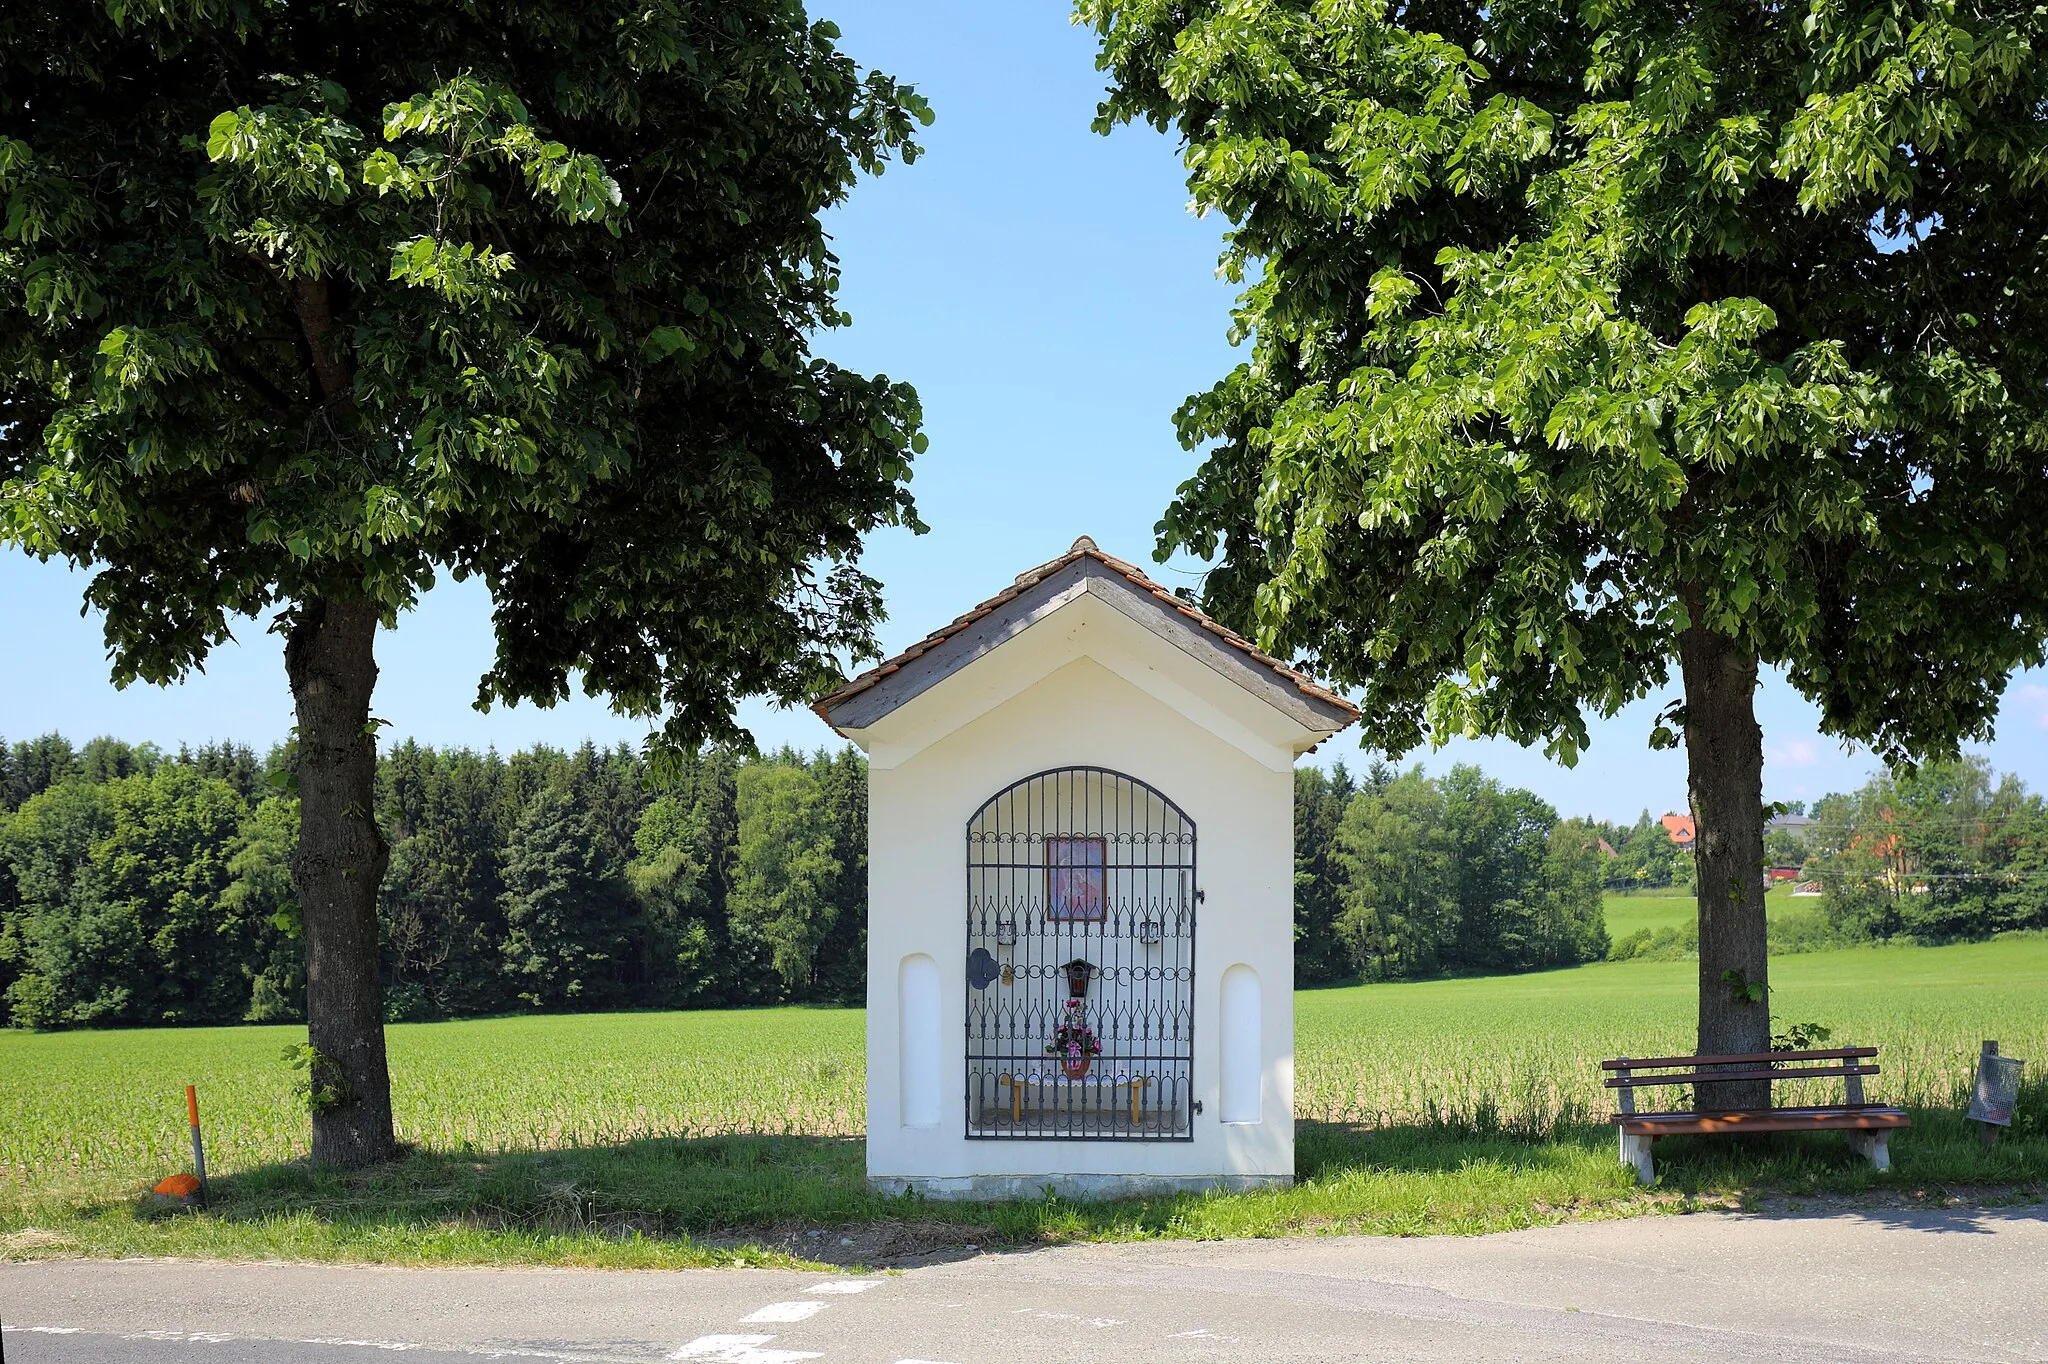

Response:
(3, 2), (2045, 822)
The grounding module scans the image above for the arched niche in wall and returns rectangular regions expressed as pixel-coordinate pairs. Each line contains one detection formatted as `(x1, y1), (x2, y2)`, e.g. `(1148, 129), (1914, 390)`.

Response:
(899, 953), (941, 1128)
(1219, 963), (1262, 1124)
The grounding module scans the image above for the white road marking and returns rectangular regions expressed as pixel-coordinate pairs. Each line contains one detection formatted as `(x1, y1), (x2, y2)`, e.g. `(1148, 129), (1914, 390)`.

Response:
(1007, 1307), (1125, 1329)
(669, 1332), (822, 1363)
(21, 1324), (649, 1361)
(802, 1280), (879, 1295)
(299, 1340), (426, 1351)
(739, 1301), (827, 1323)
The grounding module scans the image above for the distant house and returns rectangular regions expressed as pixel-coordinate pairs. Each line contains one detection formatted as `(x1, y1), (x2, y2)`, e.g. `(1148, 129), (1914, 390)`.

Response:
(1660, 813), (1696, 849)
(1766, 812), (1815, 838)
(1597, 838), (1618, 858)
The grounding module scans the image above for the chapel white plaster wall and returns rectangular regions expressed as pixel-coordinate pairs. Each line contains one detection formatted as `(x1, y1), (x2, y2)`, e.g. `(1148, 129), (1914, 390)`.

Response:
(863, 643), (1296, 1192)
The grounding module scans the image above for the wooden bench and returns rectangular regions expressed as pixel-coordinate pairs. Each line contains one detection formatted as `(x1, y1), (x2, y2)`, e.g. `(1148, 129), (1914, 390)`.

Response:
(1603, 1046), (1910, 1184)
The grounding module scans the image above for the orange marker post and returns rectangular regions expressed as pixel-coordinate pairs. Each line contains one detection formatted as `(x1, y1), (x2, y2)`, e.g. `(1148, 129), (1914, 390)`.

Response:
(186, 1084), (209, 1208)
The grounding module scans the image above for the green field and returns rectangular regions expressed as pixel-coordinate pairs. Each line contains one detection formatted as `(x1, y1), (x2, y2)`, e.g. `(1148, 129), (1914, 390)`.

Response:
(1602, 885), (1812, 941)
(5, 931), (2046, 1266)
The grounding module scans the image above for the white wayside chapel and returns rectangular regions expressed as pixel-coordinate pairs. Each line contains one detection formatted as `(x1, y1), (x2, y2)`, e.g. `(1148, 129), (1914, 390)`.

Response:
(814, 537), (1358, 1198)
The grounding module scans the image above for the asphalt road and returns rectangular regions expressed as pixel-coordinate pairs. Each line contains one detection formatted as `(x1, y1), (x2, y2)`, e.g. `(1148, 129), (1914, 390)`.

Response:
(5, 1205), (2046, 1363)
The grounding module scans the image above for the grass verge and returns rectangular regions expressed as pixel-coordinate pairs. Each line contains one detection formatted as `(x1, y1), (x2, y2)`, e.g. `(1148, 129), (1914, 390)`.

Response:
(7, 1106), (2043, 1271)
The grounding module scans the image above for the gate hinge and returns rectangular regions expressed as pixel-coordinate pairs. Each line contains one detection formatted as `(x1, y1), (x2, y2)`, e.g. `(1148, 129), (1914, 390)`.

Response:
(1192, 1099), (1204, 1116)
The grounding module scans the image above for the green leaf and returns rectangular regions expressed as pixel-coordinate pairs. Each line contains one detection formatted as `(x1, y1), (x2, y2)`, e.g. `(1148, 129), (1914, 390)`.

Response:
(204, 110), (241, 160)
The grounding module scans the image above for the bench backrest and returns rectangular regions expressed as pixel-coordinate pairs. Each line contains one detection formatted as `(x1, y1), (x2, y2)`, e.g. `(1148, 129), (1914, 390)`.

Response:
(1602, 1047), (1879, 1113)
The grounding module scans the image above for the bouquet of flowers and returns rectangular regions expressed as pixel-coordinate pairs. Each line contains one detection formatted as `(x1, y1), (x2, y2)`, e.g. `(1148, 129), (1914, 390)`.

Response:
(1046, 997), (1101, 1075)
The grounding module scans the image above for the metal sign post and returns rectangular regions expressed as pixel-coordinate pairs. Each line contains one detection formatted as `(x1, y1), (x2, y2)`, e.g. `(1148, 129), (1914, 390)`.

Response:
(186, 1084), (210, 1207)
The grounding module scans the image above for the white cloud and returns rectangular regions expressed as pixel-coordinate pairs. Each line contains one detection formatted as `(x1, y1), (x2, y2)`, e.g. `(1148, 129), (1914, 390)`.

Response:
(2013, 683), (2048, 730)
(1767, 738), (1821, 769)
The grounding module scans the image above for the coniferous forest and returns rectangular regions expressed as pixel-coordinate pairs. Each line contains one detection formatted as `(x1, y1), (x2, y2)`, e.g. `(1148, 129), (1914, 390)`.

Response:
(0, 736), (867, 1030)
(4, 734), (2041, 1031)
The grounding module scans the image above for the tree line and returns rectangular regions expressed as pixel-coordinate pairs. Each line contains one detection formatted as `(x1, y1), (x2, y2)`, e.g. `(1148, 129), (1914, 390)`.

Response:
(16, 732), (2032, 1030)
(1294, 763), (1609, 984)
(3, 733), (1623, 1028)
(1804, 757), (2048, 944)
(0, 735), (866, 1030)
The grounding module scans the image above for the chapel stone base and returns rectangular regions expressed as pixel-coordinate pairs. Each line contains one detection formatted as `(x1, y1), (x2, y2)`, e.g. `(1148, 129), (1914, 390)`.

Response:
(868, 1171), (1290, 1201)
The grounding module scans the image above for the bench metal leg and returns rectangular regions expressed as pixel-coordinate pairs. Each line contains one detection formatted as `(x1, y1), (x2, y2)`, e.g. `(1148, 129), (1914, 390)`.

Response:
(1620, 1130), (1655, 1184)
(1847, 1130), (1891, 1172)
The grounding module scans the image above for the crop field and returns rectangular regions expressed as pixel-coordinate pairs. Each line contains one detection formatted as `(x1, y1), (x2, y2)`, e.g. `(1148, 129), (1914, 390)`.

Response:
(1297, 935), (2048, 1130)
(5, 934), (2046, 1197)
(0, 1006), (865, 1191)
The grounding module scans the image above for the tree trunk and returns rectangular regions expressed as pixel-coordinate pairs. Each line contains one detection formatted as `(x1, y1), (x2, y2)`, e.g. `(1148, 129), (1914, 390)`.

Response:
(286, 597), (397, 1166)
(1678, 592), (1771, 1111)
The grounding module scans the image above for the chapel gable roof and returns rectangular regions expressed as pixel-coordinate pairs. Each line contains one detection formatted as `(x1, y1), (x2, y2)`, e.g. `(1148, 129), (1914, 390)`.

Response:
(814, 536), (1360, 737)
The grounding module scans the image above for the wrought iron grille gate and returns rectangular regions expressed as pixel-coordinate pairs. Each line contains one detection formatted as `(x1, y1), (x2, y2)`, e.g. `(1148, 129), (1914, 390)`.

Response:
(965, 767), (1196, 1140)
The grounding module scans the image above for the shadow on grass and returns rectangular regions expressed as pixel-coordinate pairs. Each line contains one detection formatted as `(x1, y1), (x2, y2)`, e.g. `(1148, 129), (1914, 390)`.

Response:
(21, 1107), (2046, 1268)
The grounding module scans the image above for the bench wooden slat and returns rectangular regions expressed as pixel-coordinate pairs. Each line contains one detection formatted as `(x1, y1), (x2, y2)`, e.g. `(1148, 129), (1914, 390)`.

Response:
(1603, 1064), (1878, 1088)
(1614, 1106), (1911, 1137)
(1604, 1044), (1903, 1183)
(1601, 1047), (1877, 1070)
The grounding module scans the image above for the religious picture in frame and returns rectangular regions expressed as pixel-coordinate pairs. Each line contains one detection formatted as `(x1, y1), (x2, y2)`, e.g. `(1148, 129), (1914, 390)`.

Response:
(1045, 836), (1107, 922)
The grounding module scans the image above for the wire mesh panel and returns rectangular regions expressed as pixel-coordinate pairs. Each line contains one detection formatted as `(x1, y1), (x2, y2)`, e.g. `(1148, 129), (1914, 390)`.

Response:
(965, 767), (1196, 1140)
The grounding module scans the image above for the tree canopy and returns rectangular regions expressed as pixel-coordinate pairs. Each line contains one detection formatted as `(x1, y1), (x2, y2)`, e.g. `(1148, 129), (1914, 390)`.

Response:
(1083, 0), (2048, 1072)
(1, 0), (931, 1162)
(1, 0), (931, 745)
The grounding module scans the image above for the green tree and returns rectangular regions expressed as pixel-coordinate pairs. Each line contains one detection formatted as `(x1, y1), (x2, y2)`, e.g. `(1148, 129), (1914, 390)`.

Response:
(1332, 766), (1453, 979)
(222, 794), (304, 1023)
(1084, 0), (2048, 1091)
(1592, 811), (1692, 891)
(1541, 819), (1612, 966)
(77, 737), (163, 785)
(1809, 757), (2048, 941)
(2, 3), (929, 1160)
(500, 784), (635, 1010)
(629, 783), (723, 1007)
(729, 756), (841, 995)
(0, 779), (113, 1026)
(1293, 762), (1357, 983)
(1990, 800), (2048, 935)
(378, 744), (516, 1018)
(1439, 766), (1558, 972)
(180, 742), (269, 803)
(2, 735), (79, 810)
(810, 747), (870, 1004)
(1, 768), (249, 1026)
(628, 744), (744, 1004)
